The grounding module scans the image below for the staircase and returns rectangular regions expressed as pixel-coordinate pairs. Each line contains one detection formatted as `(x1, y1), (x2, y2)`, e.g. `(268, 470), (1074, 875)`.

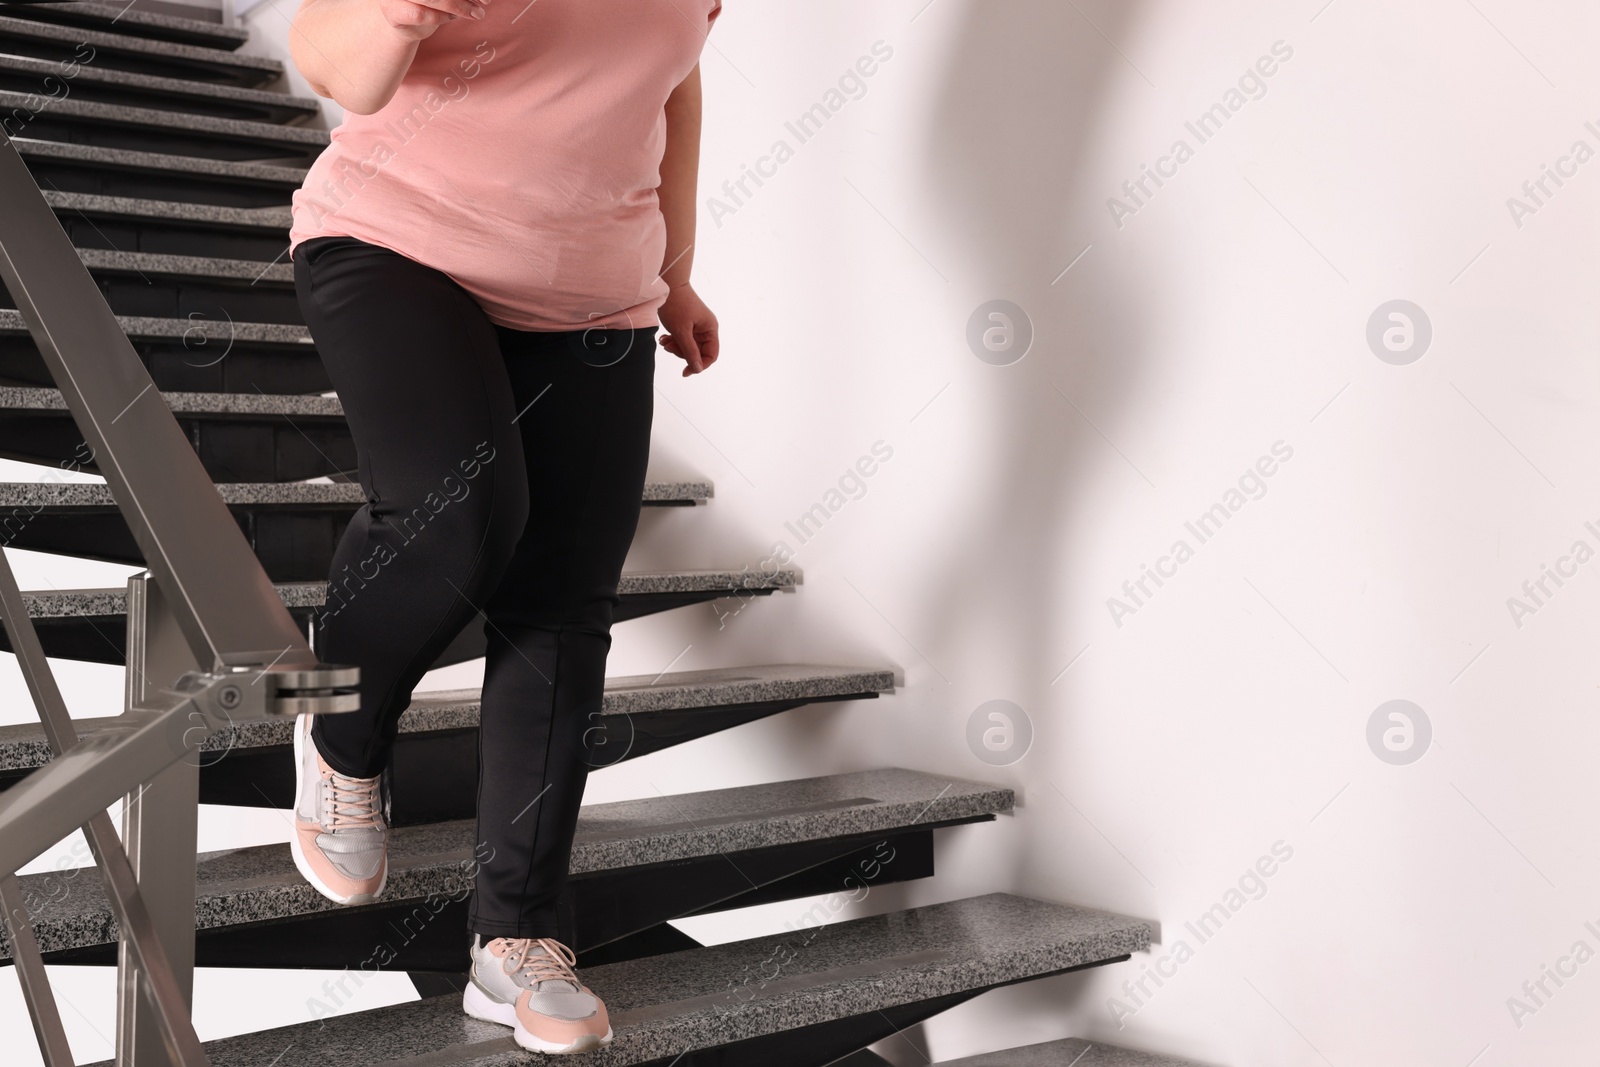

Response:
(0, 3), (1212, 1065)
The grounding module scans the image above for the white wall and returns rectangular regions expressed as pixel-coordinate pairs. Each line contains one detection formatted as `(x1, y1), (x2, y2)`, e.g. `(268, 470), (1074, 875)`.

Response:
(6, 1), (1599, 1064)
(626, 2), (1600, 1062)
(238, 0), (342, 125)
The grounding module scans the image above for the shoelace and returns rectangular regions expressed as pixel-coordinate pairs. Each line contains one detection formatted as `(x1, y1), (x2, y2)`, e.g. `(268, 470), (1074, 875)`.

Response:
(322, 770), (382, 832)
(501, 937), (582, 990)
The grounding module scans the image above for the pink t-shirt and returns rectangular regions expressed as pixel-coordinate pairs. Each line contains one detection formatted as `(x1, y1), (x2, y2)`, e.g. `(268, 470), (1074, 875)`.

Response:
(289, 0), (721, 331)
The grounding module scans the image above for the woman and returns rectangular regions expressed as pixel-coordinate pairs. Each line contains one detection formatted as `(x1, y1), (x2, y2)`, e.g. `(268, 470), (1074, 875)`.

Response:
(282, 0), (723, 1053)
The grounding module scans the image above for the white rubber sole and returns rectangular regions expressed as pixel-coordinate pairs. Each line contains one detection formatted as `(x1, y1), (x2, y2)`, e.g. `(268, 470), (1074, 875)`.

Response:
(289, 714), (387, 907)
(463, 981), (518, 1027)
(463, 982), (613, 1054)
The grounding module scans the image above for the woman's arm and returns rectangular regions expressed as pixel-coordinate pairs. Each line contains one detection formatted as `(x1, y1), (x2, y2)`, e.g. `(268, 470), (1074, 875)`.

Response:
(658, 63), (720, 376)
(290, 0), (484, 115)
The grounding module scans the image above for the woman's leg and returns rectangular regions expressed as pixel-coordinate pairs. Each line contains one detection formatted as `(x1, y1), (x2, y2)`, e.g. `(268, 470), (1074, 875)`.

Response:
(467, 326), (658, 940)
(293, 236), (531, 779)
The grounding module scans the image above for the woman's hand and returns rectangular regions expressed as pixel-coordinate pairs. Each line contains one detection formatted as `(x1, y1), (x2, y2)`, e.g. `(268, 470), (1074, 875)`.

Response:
(377, 0), (486, 40)
(659, 283), (719, 377)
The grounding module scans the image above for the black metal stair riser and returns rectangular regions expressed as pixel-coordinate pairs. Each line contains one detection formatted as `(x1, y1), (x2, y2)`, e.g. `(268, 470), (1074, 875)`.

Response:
(32, 828), (949, 973)
(0, 591), (780, 666)
(0, 408), (352, 480)
(21, 154), (301, 208)
(0, 331), (330, 393)
(0, 267), (300, 324)
(183, 693), (882, 821)
(0, 502), (349, 583)
(822, 1053), (894, 1067)
(11, 112), (323, 165)
(52, 210), (290, 261)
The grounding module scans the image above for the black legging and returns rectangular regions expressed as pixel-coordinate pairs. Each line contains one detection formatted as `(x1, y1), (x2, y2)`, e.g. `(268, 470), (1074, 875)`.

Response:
(293, 235), (657, 939)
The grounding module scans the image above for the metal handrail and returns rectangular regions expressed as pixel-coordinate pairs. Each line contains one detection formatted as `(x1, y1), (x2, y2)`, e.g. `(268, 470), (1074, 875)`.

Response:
(0, 150), (311, 675)
(0, 115), (359, 1067)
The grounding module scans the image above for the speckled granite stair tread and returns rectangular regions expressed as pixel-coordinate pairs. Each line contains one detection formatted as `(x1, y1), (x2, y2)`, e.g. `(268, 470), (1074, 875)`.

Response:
(0, 89), (329, 150)
(935, 1037), (1217, 1067)
(0, 664), (888, 775)
(13, 568), (800, 621)
(0, 307), (308, 344)
(0, 54), (320, 120)
(41, 190), (294, 229)
(1, 0), (253, 49)
(4, 768), (991, 959)
(0, 384), (339, 415)
(70, 247), (295, 282)
(0, 478), (710, 509)
(0, 14), (283, 78)
(61, 248), (299, 280)
(140, 894), (1147, 1067)
(11, 137), (307, 183)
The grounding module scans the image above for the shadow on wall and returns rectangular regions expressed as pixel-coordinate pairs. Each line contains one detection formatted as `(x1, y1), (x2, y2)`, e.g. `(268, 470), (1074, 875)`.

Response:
(878, 1), (1153, 1060)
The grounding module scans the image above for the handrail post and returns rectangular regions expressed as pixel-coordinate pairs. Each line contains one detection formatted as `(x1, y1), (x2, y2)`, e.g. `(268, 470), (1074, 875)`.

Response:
(0, 547), (218, 1067)
(117, 574), (201, 1067)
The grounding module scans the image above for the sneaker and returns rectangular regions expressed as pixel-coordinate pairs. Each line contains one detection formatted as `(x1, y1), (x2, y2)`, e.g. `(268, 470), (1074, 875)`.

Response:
(289, 713), (388, 905)
(463, 935), (613, 1054)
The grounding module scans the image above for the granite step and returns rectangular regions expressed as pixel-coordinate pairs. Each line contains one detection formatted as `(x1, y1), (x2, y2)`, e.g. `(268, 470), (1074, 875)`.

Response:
(43, 190), (291, 261)
(1, 664), (884, 824)
(0, 308), (326, 394)
(0, 14), (283, 87)
(0, 247), (299, 324)
(4, 766), (982, 967)
(14, 135), (305, 207)
(0, 385), (352, 481)
(0, 663), (884, 791)
(0, 0), (252, 50)
(0, 476), (712, 581)
(0, 53), (320, 123)
(0, 476), (710, 508)
(139, 894), (1149, 1067)
(4, 568), (803, 665)
(0, 384), (734, 483)
(68, 246), (293, 280)
(936, 1038), (1216, 1067)
(0, 89), (329, 163)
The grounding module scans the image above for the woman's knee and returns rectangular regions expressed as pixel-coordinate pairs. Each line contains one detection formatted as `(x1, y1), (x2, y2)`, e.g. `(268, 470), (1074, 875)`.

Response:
(377, 451), (527, 578)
